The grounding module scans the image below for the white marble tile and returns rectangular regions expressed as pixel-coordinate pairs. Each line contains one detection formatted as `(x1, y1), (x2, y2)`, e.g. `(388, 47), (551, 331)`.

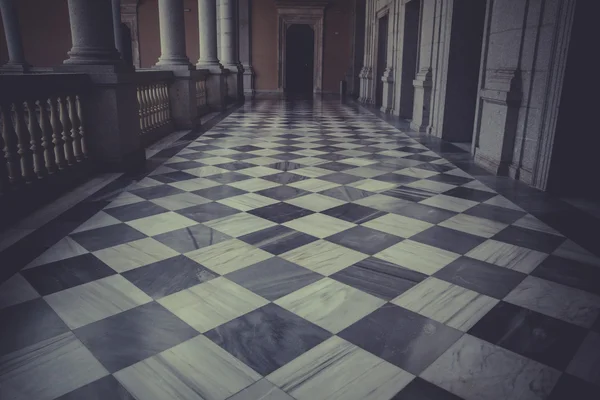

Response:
(392, 277), (498, 331)
(353, 194), (412, 212)
(292, 149), (326, 158)
(348, 179), (397, 193)
(283, 213), (355, 238)
(186, 166), (229, 178)
(44, 275), (152, 329)
(206, 148), (241, 156)
(421, 334), (560, 400)
(344, 167), (386, 178)
(276, 278), (385, 333)
(461, 180), (496, 193)
(291, 167), (332, 178)
(199, 156), (236, 166)
(238, 166), (281, 178)
(93, 238), (180, 273)
(466, 240), (548, 273)
(379, 150), (414, 159)
(288, 179), (341, 192)
(204, 213), (276, 237)
(159, 277), (268, 333)
(335, 149), (370, 158)
(512, 214), (563, 236)
(126, 212), (198, 236)
(483, 195), (524, 211)
(439, 214), (508, 238)
(247, 156), (281, 166)
(268, 336), (413, 400)
(218, 193), (280, 211)
(71, 211), (121, 233)
(405, 179), (456, 193)
(150, 193), (211, 210)
(229, 178), (280, 192)
(420, 194), (479, 213)
(168, 178), (221, 192)
(186, 239), (273, 274)
(566, 331), (600, 386)
(228, 379), (294, 400)
(285, 193), (346, 212)
(0, 332), (108, 400)
(504, 276), (600, 328)
(128, 177), (163, 190)
(248, 148), (282, 156)
(0, 273), (39, 310)
(395, 167), (439, 179)
(374, 240), (460, 275)
(281, 240), (368, 275)
(445, 168), (473, 179)
(292, 157), (328, 166)
(363, 214), (433, 238)
(24, 237), (89, 270)
(552, 239), (600, 267)
(115, 335), (261, 400)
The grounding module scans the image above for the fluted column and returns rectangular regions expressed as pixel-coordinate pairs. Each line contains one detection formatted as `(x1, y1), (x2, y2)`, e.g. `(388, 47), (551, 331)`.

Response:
(155, 0), (192, 69)
(0, 0), (29, 71)
(64, 0), (121, 66)
(197, 0), (221, 69)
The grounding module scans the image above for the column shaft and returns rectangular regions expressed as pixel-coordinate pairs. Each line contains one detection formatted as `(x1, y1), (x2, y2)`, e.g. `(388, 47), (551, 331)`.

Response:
(219, 0), (236, 68)
(111, 0), (124, 58)
(64, 0), (121, 65)
(0, 0), (28, 69)
(197, 0), (220, 68)
(156, 0), (191, 68)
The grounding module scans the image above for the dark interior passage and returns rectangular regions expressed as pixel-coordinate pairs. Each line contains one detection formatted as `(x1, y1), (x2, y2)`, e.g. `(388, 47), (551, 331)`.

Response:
(375, 14), (388, 107)
(398, 0), (420, 118)
(548, 0), (600, 200)
(285, 24), (314, 94)
(442, 0), (486, 142)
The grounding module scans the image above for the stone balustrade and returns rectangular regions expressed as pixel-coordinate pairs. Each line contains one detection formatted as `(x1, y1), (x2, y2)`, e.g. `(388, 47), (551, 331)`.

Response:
(134, 71), (175, 146)
(195, 71), (209, 116)
(0, 74), (90, 192)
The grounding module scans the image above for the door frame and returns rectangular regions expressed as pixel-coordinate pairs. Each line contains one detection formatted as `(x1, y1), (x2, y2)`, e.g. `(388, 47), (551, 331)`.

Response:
(275, 1), (328, 93)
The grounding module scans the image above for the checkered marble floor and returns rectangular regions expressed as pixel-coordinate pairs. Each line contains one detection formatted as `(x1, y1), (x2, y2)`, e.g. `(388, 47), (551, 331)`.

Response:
(2, 98), (600, 400)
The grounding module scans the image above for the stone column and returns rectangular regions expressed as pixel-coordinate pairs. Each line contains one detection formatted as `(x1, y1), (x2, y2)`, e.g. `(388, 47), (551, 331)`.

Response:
(219, 0), (240, 100)
(111, 0), (124, 59)
(198, 0), (226, 110)
(238, 0), (254, 97)
(0, 0), (29, 71)
(63, 0), (121, 66)
(155, 0), (192, 69)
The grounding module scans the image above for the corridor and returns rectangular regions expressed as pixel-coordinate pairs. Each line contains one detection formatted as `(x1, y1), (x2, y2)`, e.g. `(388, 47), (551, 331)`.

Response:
(1, 98), (600, 400)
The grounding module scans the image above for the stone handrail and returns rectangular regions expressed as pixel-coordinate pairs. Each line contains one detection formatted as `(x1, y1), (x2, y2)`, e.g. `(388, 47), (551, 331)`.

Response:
(134, 70), (174, 136)
(0, 74), (91, 193)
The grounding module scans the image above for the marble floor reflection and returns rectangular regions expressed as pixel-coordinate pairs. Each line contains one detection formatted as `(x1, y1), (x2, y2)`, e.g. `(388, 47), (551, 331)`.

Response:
(1, 98), (600, 400)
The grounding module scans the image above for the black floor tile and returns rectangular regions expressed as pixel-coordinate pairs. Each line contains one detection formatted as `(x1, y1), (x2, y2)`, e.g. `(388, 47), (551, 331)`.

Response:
(192, 185), (247, 200)
(548, 373), (600, 400)
(153, 224), (231, 253)
(339, 304), (462, 375)
(392, 378), (463, 400)
(0, 298), (70, 356)
(373, 173), (419, 185)
(70, 224), (147, 252)
(531, 255), (600, 296)
(322, 203), (386, 224)
(129, 185), (185, 200)
(205, 303), (331, 375)
(178, 202), (240, 223)
(256, 185), (309, 201)
(238, 225), (318, 255)
(493, 225), (566, 253)
(327, 226), (402, 254)
(434, 257), (526, 299)
(164, 161), (205, 171)
(103, 201), (169, 222)
(383, 186), (436, 202)
(468, 301), (587, 370)
(393, 203), (457, 224)
(443, 187), (496, 202)
(22, 254), (116, 296)
(226, 258), (323, 301)
(208, 172), (251, 184)
(317, 162), (355, 172)
(267, 161), (304, 171)
(411, 225), (486, 254)
(320, 186), (374, 202)
(216, 161), (256, 172)
(426, 173), (473, 186)
(462, 203), (526, 224)
(262, 172), (308, 185)
(249, 202), (313, 223)
(122, 255), (218, 299)
(74, 302), (198, 373)
(331, 257), (427, 300)
(320, 172), (364, 185)
(56, 375), (135, 400)
(151, 171), (199, 183)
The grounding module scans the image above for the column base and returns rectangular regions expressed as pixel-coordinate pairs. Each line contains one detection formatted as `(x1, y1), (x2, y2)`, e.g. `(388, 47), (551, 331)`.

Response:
(154, 62), (194, 71)
(0, 62), (30, 73)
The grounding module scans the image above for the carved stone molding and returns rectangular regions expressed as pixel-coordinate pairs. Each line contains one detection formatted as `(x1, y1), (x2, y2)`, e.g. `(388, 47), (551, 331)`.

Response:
(275, 1), (328, 93)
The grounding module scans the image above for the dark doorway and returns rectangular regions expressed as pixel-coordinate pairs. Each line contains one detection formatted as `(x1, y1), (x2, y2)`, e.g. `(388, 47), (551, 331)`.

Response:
(375, 14), (389, 107)
(398, 0), (419, 118)
(442, 0), (486, 142)
(548, 0), (599, 200)
(286, 24), (314, 94)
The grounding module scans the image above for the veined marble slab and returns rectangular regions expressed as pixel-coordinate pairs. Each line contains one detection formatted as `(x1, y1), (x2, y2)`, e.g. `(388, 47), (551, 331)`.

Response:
(24, 237), (89, 270)
(93, 238), (179, 273)
(218, 193), (279, 211)
(283, 214), (355, 238)
(374, 240), (460, 275)
(439, 214), (508, 238)
(204, 212), (276, 237)
(229, 178), (280, 192)
(281, 240), (368, 275)
(466, 239), (548, 273)
(186, 239), (273, 274)
(126, 212), (198, 236)
(363, 213), (433, 238)
(420, 194), (478, 213)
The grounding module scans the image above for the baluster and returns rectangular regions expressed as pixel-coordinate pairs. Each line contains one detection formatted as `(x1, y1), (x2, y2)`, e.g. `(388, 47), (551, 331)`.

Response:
(162, 84), (169, 123)
(142, 86), (151, 131)
(37, 99), (57, 174)
(159, 84), (166, 124)
(13, 102), (35, 181)
(76, 95), (87, 158)
(137, 86), (145, 133)
(25, 100), (46, 178)
(0, 103), (21, 184)
(67, 96), (83, 162)
(49, 97), (67, 169)
(0, 123), (7, 192)
(150, 84), (159, 128)
(58, 96), (75, 165)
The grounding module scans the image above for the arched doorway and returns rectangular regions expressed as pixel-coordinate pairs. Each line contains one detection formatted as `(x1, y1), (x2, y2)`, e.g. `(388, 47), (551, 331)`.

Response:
(285, 24), (314, 94)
